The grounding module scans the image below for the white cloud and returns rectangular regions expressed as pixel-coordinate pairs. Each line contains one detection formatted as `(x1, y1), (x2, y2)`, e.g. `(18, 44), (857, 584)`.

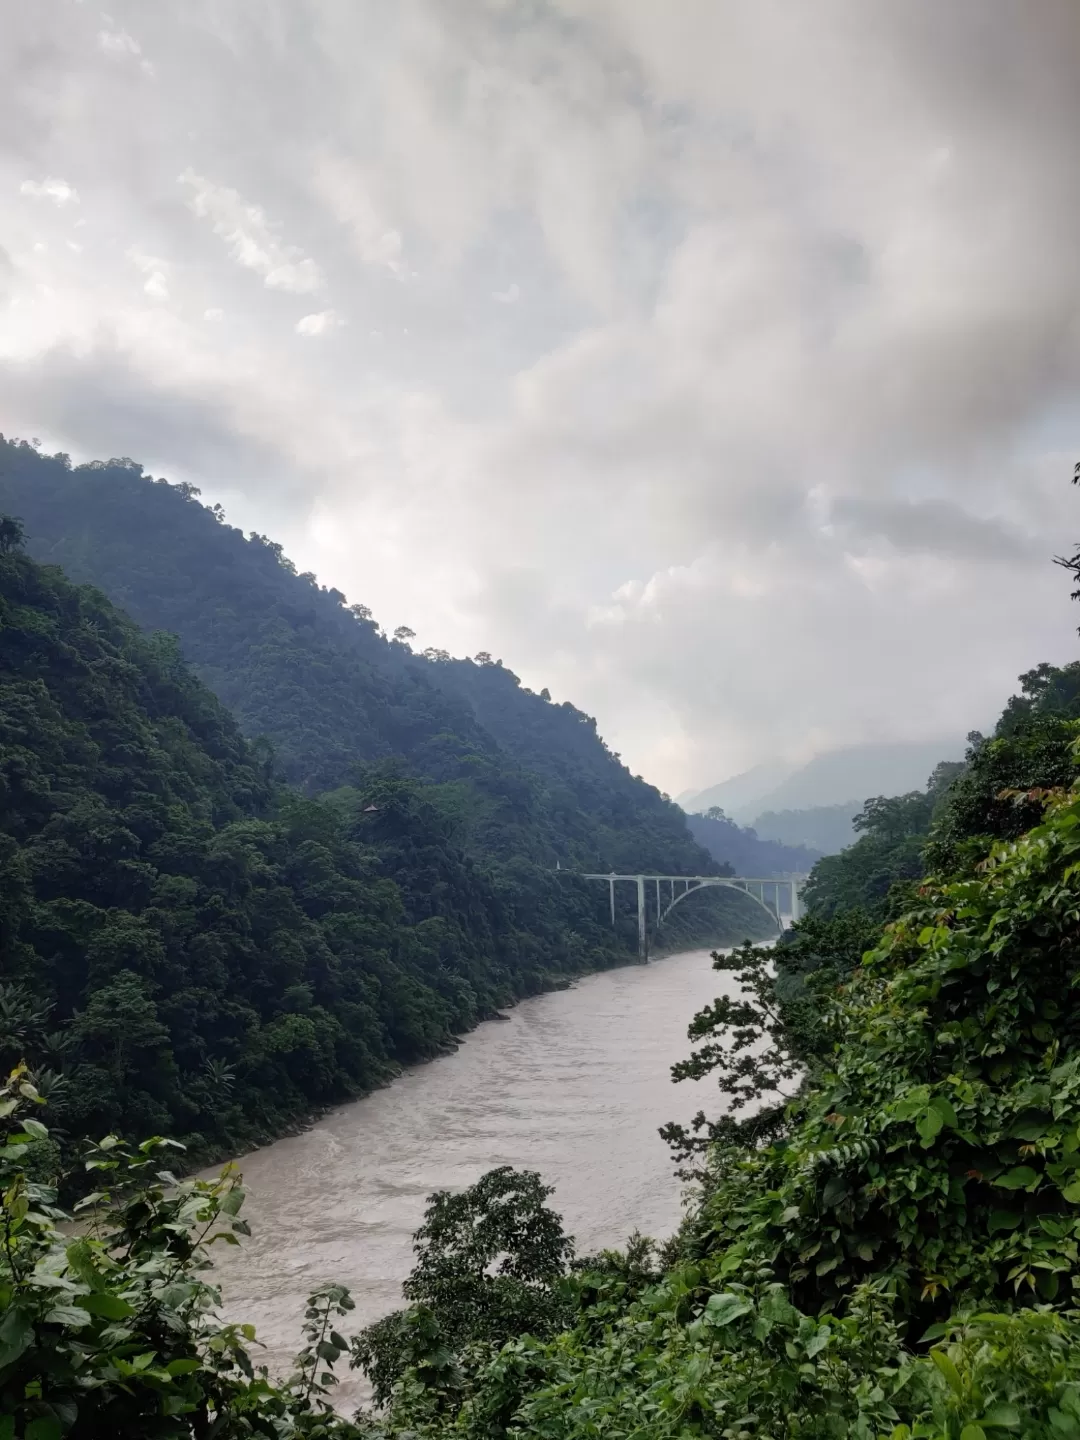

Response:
(295, 309), (343, 337)
(127, 248), (170, 300)
(179, 169), (325, 295)
(19, 178), (79, 206)
(204, 307), (224, 322)
(312, 153), (406, 275)
(5, 1), (1080, 793)
(97, 25), (154, 76)
(97, 27), (138, 57)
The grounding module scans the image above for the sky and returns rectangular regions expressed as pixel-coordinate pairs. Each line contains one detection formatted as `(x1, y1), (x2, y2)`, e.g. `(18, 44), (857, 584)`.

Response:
(3, 1), (1080, 796)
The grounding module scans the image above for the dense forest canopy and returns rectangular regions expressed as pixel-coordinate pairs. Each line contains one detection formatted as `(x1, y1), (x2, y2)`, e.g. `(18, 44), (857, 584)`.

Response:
(9, 440), (1080, 1435)
(0, 437), (793, 952)
(7, 508), (1080, 1434)
(0, 442), (782, 1170)
(1, 522), (639, 1162)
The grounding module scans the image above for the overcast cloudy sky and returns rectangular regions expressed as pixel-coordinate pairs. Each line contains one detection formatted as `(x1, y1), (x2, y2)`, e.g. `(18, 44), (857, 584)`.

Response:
(3, 1), (1080, 793)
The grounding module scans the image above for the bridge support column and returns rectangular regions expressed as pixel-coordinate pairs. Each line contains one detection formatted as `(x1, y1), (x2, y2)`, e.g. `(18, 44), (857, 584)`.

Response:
(790, 877), (801, 924)
(609, 876), (615, 926)
(636, 875), (646, 960)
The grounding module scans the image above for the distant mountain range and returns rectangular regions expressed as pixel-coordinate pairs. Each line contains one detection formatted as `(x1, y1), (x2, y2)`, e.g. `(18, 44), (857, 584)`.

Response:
(752, 803), (860, 856)
(682, 738), (972, 837)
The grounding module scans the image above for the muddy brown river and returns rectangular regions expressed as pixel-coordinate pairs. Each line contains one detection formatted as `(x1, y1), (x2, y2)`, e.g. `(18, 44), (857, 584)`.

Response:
(206, 948), (736, 1409)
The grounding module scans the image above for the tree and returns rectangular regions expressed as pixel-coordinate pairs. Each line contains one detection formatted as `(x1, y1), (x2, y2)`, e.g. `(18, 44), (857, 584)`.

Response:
(0, 515), (24, 554)
(352, 1167), (574, 1407)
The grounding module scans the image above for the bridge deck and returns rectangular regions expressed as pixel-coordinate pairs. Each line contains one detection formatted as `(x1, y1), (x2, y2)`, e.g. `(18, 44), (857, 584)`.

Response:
(580, 873), (803, 883)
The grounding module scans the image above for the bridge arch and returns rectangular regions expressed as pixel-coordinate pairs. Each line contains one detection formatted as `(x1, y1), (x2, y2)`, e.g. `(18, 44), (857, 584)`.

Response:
(656, 877), (783, 936)
(576, 871), (807, 958)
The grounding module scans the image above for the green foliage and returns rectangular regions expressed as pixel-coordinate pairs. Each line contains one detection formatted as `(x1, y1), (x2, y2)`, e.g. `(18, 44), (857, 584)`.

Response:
(801, 763), (963, 921)
(11, 441), (1080, 1437)
(0, 530), (639, 1168)
(0, 1068), (367, 1437)
(925, 665), (1080, 876)
(803, 661), (1080, 924)
(361, 759), (1080, 1437)
(0, 437), (773, 970)
(353, 1168), (574, 1411)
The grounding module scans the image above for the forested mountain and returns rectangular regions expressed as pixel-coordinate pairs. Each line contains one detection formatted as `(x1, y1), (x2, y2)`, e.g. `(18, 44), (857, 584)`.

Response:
(9, 513), (1080, 1435)
(0, 439), (788, 917)
(0, 441), (707, 871)
(0, 439), (782, 1166)
(684, 736), (969, 823)
(2, 519), (658, 1161)
(684, 807), (820, 875)
(750, 801), (857, 855)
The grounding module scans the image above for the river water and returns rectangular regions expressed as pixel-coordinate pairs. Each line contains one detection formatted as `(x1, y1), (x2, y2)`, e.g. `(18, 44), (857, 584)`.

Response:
(207, 948), (736, 1409)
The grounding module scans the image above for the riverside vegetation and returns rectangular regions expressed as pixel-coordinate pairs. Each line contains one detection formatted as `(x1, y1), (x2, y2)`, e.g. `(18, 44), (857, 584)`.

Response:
(6, 454), (1080, 1434)
(0, 438), (789, 1170)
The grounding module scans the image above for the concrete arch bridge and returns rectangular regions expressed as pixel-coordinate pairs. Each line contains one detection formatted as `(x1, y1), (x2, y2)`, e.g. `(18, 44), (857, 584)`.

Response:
(580, 872), (807, 959)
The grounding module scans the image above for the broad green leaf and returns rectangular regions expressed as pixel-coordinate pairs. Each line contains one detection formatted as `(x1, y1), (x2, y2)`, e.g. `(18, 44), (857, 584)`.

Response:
(76, 1292), (135, 1319)
(960, 1426), (986, 1440)
(805, 1325), (831, 1358)
(821, 1175), (848, 1207)
(0, 1306), (34, 1370)
(220, 1187), (245, 1216)
(1037, 1270), (1061, 1300)
(43, 1305), (92, 1328)
(928, 1094), (958, 1129)
(165, 1357), (201, 1376)
(988, 1209), (1022, 1232)
(25, 1420), (62, 1440)
(894, 1088), (931, 1121)
(994, 1166), (1039, 1190)
(916, 1108), (944, 1145)
(1010, 1115), (1051, 1142)
(981, 1401), (1021, 1428)
(930, 1348), (963, 1395)
(704, 1292), (753, 1327)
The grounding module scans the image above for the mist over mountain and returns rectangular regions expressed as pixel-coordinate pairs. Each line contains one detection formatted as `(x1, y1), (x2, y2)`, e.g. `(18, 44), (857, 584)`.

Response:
(677, 761), (797, 821)
(683, 737), (973, 828)
(751, 803), (859, 857)
(684, 810), (820, 878)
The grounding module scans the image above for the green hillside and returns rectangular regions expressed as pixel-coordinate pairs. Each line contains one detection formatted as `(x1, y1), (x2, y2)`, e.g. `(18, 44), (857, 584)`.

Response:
(2, 517), (654, 1161)
(0, 437), (776, 949)
(7, 523), (1080, 1436)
